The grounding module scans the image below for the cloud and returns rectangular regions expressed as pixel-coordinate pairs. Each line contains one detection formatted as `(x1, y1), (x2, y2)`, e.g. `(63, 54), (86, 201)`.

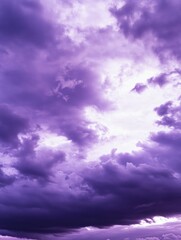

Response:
(0, 168), (15, 188)
(13, 134), (65, 182)
(0, 0), (111, 148)
(155, 101), (173, 116)
(0, 105), (28, 147)
(111, 0), (181, 59)
(162, 233), (181, 240)
(0, 127), (181, 237)
(0, 0), (181, 239)
(136, 233), (181, 240)
(147, 73), (168, 87)
(155, 99), (181, 129)
(136, 238), (160, 240)
(0, 0), (55, 48)
(131, 83), (147, 94)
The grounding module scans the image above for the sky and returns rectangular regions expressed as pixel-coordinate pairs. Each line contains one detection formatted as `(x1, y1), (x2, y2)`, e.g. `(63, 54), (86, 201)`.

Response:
(0, 0), (181, 239)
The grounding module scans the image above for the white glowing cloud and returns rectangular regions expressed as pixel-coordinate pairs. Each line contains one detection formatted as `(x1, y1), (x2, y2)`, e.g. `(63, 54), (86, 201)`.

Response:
(135, 216), (181, 228)
(38, 131), (71, 149)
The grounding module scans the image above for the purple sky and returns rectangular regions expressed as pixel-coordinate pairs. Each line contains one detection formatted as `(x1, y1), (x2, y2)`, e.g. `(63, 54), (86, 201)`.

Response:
(0, 0), (181, 239)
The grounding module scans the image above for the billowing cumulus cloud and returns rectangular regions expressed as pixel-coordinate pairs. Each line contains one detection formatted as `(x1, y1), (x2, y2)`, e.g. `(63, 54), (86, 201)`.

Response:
(0, 0), (181, 240)
(111, 0), (181, 59)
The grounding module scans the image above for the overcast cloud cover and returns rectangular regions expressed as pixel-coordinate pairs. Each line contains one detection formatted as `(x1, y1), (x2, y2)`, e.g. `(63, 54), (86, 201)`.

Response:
(0, 0), (181, 239)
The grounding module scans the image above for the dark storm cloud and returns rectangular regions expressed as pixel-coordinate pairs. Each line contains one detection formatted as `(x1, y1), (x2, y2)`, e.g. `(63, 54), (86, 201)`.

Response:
(60, 121), (97, 146)
(155, 99), (181, 129)
(155, 101), (173, 116)
(13, 134), (65, 181)
(147, 73), (168, 87)
(111, 0), (181, 59)
(1, 128), (181, 238)
(156, 116), (176, 128)
(0, 0), (110, 148)
(0, 2), (118, 236)
(0, 0), (54, 48)
(55, 65), (110, 109)
(48, 64), (111, 146)
(0, 105), (28, 147)
(0, 168), (15, 188)
(131, 83), (147, 94)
